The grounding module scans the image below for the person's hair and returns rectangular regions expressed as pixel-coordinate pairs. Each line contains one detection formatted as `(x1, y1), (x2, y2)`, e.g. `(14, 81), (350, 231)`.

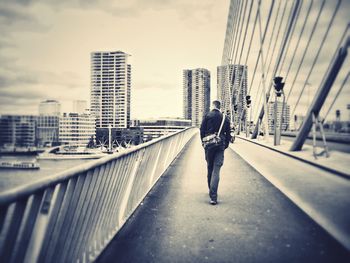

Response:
(212, 100), (221, 109)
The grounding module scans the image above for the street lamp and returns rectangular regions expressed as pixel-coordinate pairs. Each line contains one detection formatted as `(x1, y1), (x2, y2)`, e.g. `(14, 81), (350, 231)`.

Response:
(273, 76), (285, 146)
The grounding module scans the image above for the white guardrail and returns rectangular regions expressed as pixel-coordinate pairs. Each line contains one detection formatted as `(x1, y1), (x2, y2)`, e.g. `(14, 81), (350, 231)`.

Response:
(0, 127), (198, 263)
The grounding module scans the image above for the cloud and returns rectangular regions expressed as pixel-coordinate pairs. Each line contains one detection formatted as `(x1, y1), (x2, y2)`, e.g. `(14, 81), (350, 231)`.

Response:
(0, 4), (35, 24)
(4, 0), (218, 23)
(0, 1), (226, 118)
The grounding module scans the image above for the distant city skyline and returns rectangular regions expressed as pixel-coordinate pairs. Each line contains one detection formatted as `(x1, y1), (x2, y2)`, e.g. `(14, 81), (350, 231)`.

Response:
(0, 0), (226, 119)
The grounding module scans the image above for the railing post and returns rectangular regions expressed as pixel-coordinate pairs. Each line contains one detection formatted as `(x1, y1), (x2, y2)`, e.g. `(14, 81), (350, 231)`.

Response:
(24, 187), (56, 263)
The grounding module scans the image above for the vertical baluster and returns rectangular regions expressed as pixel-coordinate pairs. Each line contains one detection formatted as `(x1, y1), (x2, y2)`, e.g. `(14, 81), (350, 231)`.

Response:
(0, 205), (8, 234)
(107, 156), (130, 234)
(75, 165), (105, 262)
(130, 149), (147, 211)
(93, 161), (117, 251)
(25, 186), (56, 263)
(52, 175), (86, 263)
(86, 162), (111, 260)
(40, 179), (76, 262)
(101, 159), (123, 240)
(0, 198), (27, 261)
(11, 192), (44, 263)
(37, 182), (67, 262)
(115, 154), (136, 228)
(122, 151), (146, 224)
(62, 170), (95, 263)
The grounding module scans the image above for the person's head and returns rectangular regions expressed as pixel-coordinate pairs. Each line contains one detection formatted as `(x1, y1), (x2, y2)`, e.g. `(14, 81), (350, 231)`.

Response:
(212, 100), (221, 110)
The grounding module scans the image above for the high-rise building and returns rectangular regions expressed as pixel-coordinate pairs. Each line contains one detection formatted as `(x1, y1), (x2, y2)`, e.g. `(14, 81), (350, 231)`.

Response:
(90, 51), (131, 130)
(59, 113), (96, 146)
(39, 100), (61, 116)
(268, 101), (290, 131)
(217, 64), (248, 127)
(0, 115), (37, 147)
(183, 68), (210, 127)
(73, 100), (88, 114)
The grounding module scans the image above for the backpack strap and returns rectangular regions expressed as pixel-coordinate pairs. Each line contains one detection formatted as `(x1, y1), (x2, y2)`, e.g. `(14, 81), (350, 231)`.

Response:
(217, 113), (226, 136)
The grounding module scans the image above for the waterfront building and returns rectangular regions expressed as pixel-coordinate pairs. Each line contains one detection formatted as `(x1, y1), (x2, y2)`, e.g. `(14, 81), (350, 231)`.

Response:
(59, 113), (95, 146)
(183, 68), (210, 127)
(132, 118), (192, 142)
(39, 99), (61, 116)
(36, 116), (60, 147)
(0, 115), (37, 147)
(90, 51), (131, 130)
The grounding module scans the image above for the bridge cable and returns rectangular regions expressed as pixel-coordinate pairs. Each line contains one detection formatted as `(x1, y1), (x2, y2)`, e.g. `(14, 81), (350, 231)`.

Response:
(237, 0), (255, 65)
(248, 0), (276, 96)
(233, 0), (249, 64)
(323, 71), (350, 122)
(251, 0), (289, 119)
(285, 0), (326, 103)
(290, 0), (342, 117)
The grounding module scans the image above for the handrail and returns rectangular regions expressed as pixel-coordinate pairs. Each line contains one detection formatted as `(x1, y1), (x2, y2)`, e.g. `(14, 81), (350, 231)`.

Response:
(0, 127), (198, 263)
(0, 127), (195, 205)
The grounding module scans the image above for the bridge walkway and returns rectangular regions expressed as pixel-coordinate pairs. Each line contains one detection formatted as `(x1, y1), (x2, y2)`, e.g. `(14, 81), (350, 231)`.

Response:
(97, 133), (349, 263)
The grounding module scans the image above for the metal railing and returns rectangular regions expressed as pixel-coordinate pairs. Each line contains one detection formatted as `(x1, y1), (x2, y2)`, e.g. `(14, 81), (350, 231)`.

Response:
(0, 127), (197, 263)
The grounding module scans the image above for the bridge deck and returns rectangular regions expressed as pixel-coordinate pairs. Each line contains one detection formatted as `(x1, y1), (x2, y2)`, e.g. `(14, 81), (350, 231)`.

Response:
(97, 134), (349, 263)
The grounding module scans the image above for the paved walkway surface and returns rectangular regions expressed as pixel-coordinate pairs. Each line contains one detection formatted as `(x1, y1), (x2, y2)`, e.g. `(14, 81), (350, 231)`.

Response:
(232, 137), (350, 251)
(239, 135), (350, 177)
(97, 133), (349, 263)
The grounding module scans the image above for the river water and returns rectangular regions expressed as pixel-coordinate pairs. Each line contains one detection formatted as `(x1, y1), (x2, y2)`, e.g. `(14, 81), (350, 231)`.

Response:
(0, 155), (88, 192)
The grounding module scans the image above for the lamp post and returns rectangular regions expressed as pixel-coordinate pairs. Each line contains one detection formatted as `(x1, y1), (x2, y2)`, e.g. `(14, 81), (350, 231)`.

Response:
(245, 95), (252, 137)
(273, 76), (285, 146)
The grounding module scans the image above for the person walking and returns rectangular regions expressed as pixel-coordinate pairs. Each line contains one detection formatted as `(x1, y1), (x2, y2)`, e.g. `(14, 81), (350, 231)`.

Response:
(200, 100), (231, 205)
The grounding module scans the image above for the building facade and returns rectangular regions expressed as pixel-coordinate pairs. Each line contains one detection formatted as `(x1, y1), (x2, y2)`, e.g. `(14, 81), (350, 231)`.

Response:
(90, 51), (131, 130)
(59, 113), (96, 146)
(39, 100), (61, 116)
(36, 116), (60, 147)
(183, 68), (210, 127)
(132, 118), (192, 142)
(268, 101), (290, 132)
(217, 64), (248, 128)
(0, 115), (37, 147)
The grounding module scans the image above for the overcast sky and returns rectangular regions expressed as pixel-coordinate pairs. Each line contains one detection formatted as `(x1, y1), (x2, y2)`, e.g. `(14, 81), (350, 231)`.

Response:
(0, 0), (228, 119)
(0, 0), (349, 121)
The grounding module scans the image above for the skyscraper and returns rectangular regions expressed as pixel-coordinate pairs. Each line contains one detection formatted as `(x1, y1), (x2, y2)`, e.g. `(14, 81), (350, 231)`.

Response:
(183, 68), (210, 127)
(90, 51), (131, 130)
(217, 64), (248, 128)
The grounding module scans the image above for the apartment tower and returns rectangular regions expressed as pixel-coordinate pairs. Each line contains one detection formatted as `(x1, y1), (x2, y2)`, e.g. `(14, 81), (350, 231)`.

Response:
(90, 51), (131, 129)
(183, 68), (210, 127)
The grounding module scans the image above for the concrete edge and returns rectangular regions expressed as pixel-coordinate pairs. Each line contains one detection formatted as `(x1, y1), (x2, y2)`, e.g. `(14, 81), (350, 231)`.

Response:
(235, 135), (350, 180)
(229, 142), (350, 252)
